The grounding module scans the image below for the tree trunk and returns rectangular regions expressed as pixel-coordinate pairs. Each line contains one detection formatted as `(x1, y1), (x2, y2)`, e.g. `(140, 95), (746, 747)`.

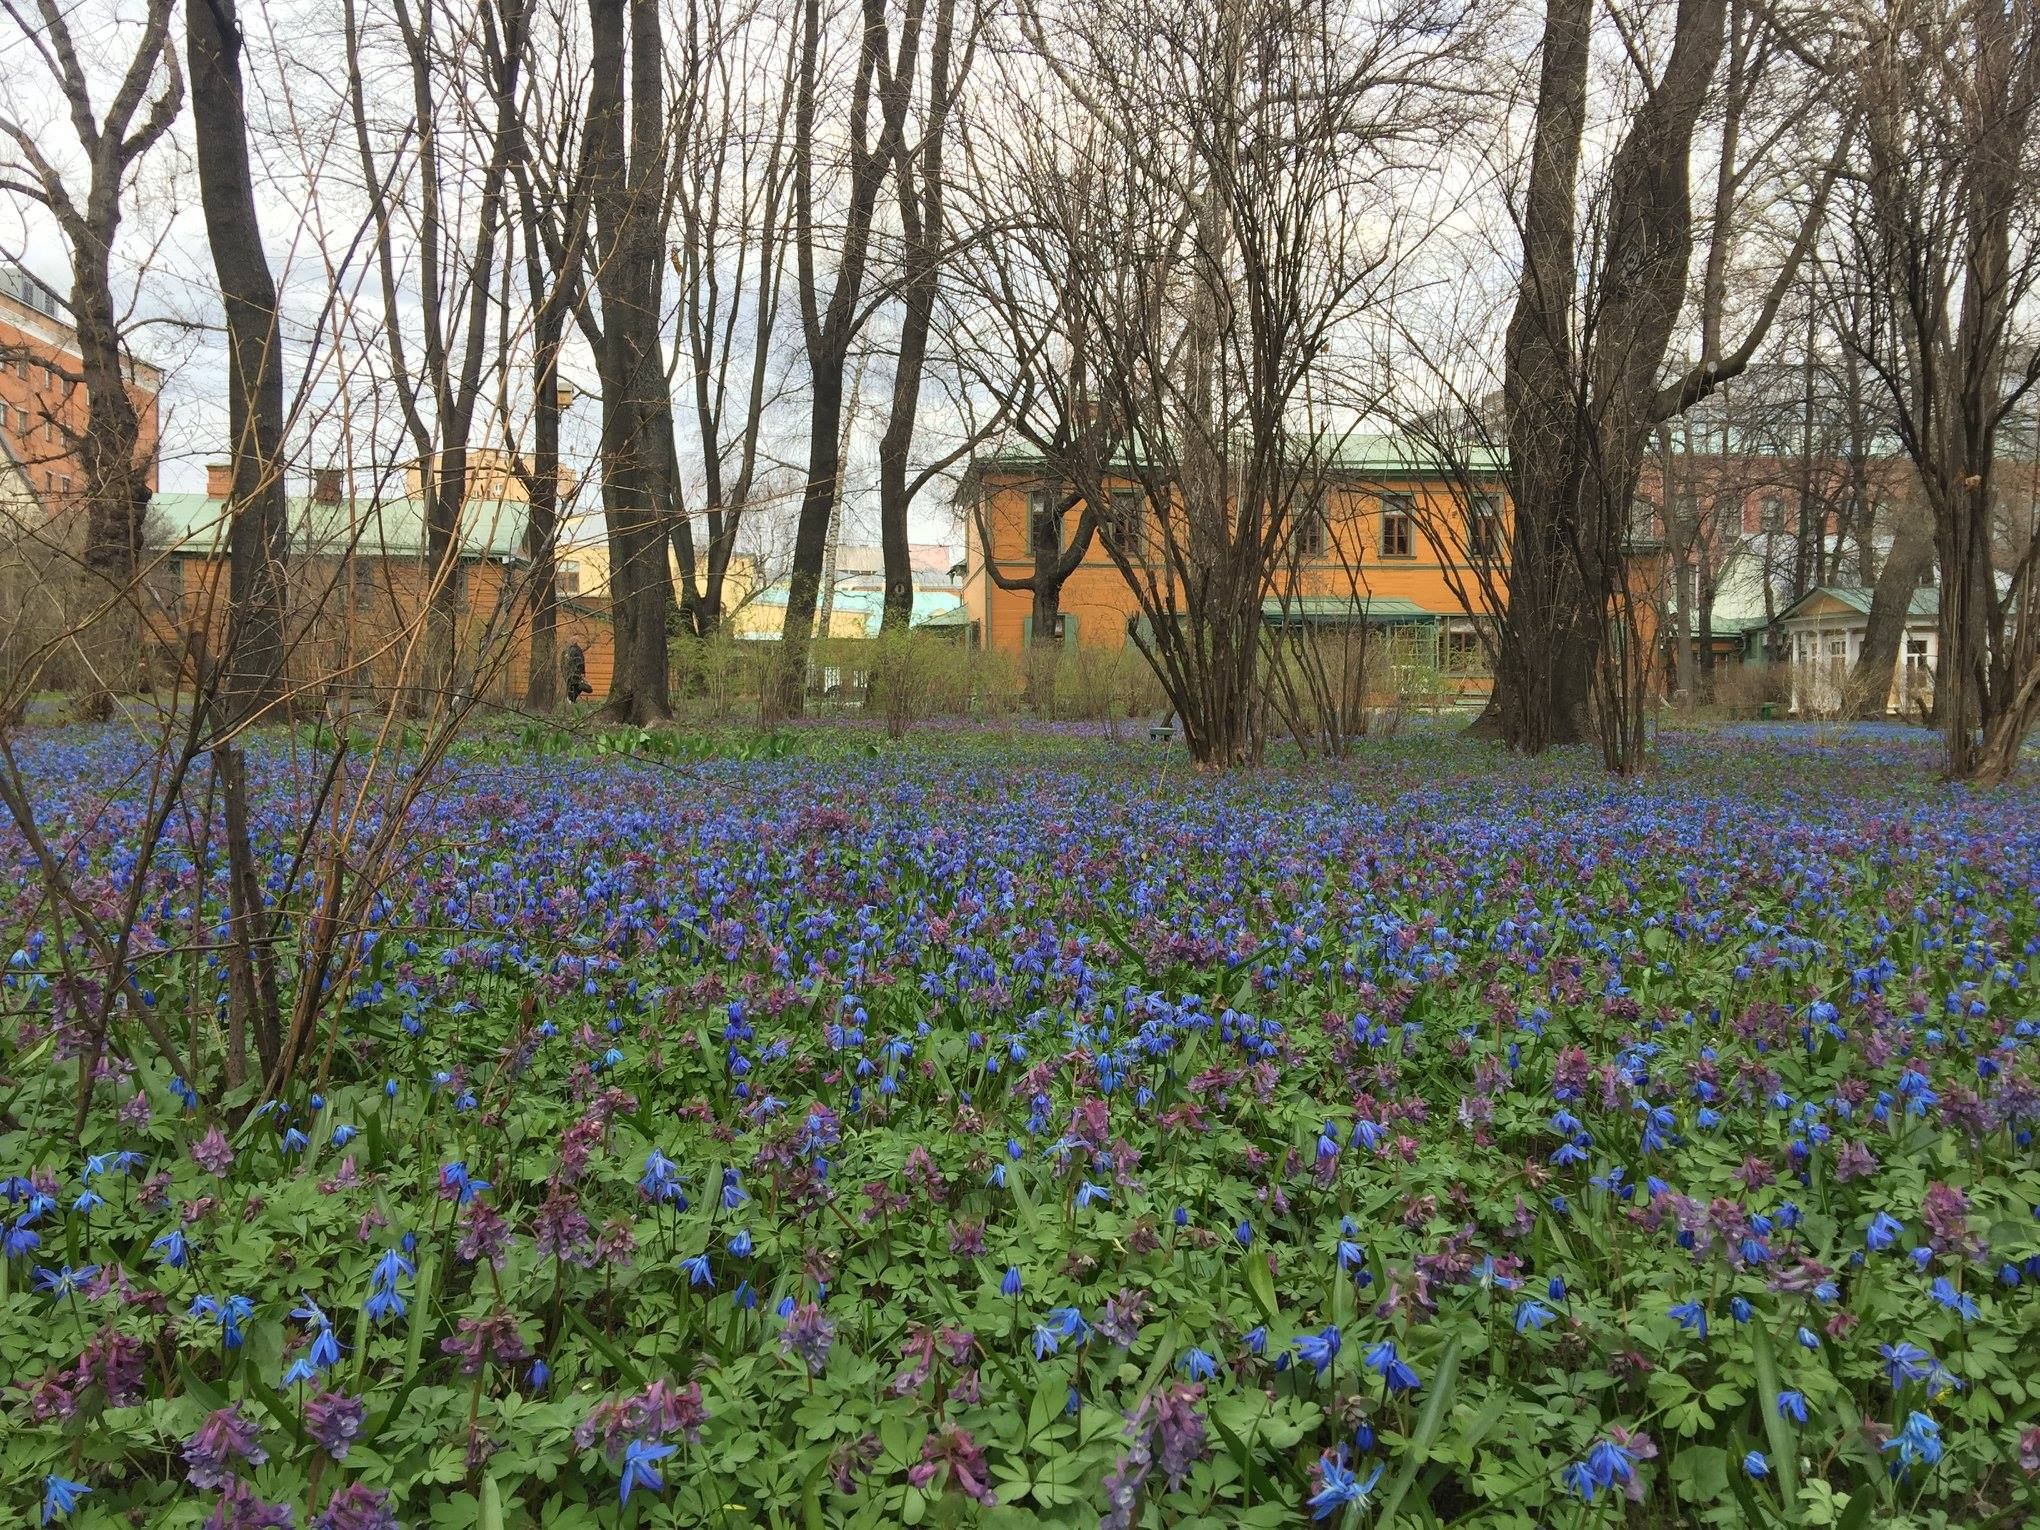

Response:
(587, 0), (672, 723)
(189, 0), (291, 729)
(1850, 523), (1932, 718)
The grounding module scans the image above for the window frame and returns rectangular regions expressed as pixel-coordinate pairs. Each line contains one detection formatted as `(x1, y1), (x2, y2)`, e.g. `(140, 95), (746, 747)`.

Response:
(1379, 493), (1416, 559)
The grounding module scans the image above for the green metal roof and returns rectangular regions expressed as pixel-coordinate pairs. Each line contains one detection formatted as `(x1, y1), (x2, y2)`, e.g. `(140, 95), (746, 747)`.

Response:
(916, 603), (976, 629)
(964, 431), (1506, 490)
(147, 492), (531, 561)
(1776, 584), (1940, 624)
(1260, 595), (1439, 623)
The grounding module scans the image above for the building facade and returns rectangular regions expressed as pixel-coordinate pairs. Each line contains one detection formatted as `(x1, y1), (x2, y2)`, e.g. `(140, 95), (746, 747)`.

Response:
(957, 439), (1515, 694)
(142, 464), (613, 706)
(0, 266), (161, 517)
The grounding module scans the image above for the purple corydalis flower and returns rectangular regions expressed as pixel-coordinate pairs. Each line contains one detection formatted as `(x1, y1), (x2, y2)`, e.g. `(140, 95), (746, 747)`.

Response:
(441, 1313), (530, 1377)
(191, 1127), (234, 1178)
(780, 1302), (835, 1376)
(315, 1484), (399, 1530)
(183, 1404), (267, 1488)
(305, 1389), (367, 1460)
(204, 1479), (293, 1530)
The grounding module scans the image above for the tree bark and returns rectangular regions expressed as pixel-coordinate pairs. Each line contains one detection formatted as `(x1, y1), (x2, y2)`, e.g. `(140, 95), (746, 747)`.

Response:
(189, 0), (290, 729)
(1850, 522), (1932, 717)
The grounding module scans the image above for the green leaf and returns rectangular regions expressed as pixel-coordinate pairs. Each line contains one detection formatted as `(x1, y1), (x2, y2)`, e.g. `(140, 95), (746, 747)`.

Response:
(1377, 1335), (1461, 1527)
(1242, 1253), (1278, 1323)
(567, 1306), (645, 1388)
(1750, 1320), (1801, 1517)
(479, 1475), (505, 1530)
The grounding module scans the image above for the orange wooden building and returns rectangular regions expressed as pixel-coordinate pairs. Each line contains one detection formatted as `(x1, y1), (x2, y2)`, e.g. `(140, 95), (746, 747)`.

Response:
(141, 466), (613, 707)
(957, 438), (1516, 688)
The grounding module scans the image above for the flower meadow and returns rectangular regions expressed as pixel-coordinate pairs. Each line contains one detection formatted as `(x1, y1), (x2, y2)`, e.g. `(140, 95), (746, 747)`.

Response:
(4, 724), (2040, 1528)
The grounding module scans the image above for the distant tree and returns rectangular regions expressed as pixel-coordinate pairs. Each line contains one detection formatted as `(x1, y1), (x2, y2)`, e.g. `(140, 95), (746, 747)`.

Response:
(1844, 0), (2040, 779)
(188, 0), (291, 726)
(0, 0), (182, 714)
(1482, 0), (1841, 768)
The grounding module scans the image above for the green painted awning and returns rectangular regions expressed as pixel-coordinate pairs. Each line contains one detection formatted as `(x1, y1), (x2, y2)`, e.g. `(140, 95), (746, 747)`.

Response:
(1260, 596), (1439, 624)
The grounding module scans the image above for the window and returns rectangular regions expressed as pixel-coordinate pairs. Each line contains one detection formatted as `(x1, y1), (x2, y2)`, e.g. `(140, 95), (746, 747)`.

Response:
(1760, 496), (1785, 533)
(1290, 499), (1328, 560)
(1443, 620), (1490, 673)
(1467, 494), (1502, 559)
(1029, 488), (1063, 556)
(1380, 494), (1415, 558)
(1104, 489), (1147, 564)
(1917, 563), (1937, 588)
(556, 559), (581, 597)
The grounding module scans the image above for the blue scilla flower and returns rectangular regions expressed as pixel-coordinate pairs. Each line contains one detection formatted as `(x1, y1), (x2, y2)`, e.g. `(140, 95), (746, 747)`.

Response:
(1308, 1455), (1383, 1520)
(728, 1229), (753, 1258)
(1866, 1211), (1904, 1251)
(1669, 1301), (1708, 1338)
(1776, 1390), (1807, 1424)
(1743, 1451), (1769, 1479)
(41, 1474), (89, 1526)
(618, 1437), (675, 1505)
(1929, 1277), (1978, 1321)
(1180, 1348), (1219, 1381)
(720, 1170), (748, 1210)
(1044, 1306), (1090, 1345)
(1235, 1220), (1253, 1248)
(1001, 1266), (1022, 1298)
(331, 1124), (359, 1147)
(189, 1293), (253, 1349)
(1882, 1410), (1943, 1473)
(1295, 1325), (1342, 1376)
(69, 1190), (103, 1214)
(1514, 1300), (1557, 1332)
(439, 1161), (489, 1204)
(1244, 1325), (1269, 1356)
(3, 1219), (40, 1258)
(1075, 1181), (1109, 1208)
(33, 1265), (99, 1298)
(1881, 1341), (1934, 1388)
(151, 1229), (189, 1269)
(679, 1255), (713, 1288)
(1797, 1326), (1821, 1350)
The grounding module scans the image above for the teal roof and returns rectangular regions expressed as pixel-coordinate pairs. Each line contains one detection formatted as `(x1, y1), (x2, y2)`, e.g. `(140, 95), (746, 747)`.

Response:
(747, 585), (961, 634)
(1777, 584), (1940, 624)
(965, 432), (1506, 489)
(147, 492), (530, 561)
(1261, 595), (1439, 623)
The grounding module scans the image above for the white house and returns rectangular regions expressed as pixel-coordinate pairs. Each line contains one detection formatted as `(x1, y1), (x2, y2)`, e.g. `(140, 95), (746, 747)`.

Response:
(1776, 584), (1938, 715)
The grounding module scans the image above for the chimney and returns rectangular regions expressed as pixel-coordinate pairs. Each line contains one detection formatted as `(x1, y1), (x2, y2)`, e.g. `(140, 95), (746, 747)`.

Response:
(312, 467), (344, 505)
(205, 462), (232, 499)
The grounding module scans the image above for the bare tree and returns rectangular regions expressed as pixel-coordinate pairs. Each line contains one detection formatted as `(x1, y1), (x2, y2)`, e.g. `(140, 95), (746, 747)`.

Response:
(1482, 0), (1842, 768)
(873, 0), (975, 632)
(1845, 0), (2040, 779)
(0, 0), (182, 713)
(584, 0), (677, 722)
(345, 0), (525, 708)
(776, 0), (928, 714)
(189, 0), (292, 726)
(668, 0), (800, 639)
(1002, 0), (1478, 766)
